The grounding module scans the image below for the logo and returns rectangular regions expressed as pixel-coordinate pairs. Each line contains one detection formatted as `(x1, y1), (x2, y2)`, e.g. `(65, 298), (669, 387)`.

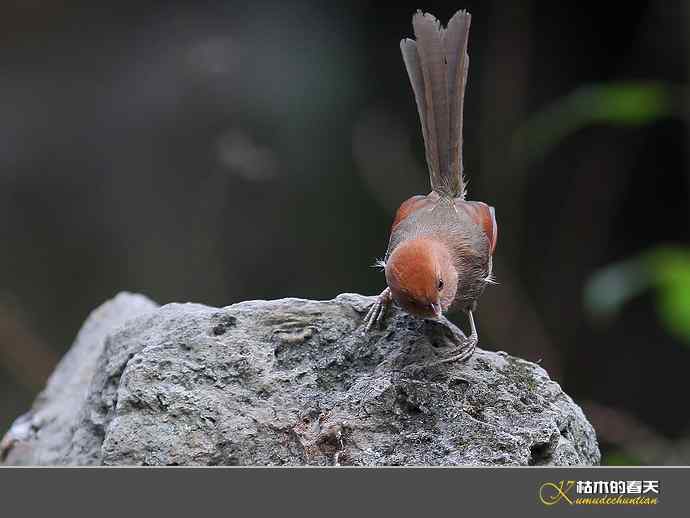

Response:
(539, 480), (575, 506)
(539, 480), (659, 506)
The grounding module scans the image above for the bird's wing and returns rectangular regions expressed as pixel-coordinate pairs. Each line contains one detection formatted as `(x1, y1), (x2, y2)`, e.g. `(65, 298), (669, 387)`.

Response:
(458, 200), (498, 254)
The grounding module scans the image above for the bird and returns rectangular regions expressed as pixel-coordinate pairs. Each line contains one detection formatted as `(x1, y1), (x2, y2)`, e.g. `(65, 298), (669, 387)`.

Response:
(363, 9), (498, 364)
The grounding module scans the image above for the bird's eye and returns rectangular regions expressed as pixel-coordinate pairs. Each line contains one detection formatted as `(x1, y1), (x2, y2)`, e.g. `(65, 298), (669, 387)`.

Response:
(437, 279), (444, 291)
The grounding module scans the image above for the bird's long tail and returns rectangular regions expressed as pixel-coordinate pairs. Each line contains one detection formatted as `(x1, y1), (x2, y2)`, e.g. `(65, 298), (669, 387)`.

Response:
(400, 10), (471, 198)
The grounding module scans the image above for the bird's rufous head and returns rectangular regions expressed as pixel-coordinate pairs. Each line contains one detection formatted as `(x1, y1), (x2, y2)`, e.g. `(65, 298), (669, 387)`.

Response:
(385, 237), (458, 319)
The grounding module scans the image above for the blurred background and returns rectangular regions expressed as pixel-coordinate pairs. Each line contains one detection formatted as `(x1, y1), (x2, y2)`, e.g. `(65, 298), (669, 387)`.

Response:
(1, 1), (688, 465)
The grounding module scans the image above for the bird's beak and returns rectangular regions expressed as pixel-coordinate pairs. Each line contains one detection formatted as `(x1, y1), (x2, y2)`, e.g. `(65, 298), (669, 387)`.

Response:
(431, 303), (442, 319)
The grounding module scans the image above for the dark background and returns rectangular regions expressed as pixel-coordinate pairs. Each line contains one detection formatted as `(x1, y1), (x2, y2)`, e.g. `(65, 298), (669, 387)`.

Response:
(1, 1), (688, 465)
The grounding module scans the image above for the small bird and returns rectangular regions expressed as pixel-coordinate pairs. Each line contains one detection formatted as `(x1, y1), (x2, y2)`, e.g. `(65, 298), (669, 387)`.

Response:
(363, 9), (497, 363)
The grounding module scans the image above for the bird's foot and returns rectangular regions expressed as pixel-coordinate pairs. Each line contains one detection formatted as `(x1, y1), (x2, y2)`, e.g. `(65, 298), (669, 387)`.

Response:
(362, 288), (392, 332)
(426, 310), (478, 366)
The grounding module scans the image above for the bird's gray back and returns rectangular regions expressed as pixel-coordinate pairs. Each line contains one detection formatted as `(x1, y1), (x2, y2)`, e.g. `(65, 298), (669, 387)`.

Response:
(386, 196), (491, 311)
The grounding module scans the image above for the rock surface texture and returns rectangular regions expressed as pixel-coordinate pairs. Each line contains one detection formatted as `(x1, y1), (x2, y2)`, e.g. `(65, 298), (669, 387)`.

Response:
(1, 292), (600, 466)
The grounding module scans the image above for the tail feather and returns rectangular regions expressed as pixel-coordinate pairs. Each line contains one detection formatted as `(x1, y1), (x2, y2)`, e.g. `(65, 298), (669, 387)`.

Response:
(445, 11), (471, 194)
(412, 13), (450, 195)
(401, 10), (471, 198)
(400, 38), (440, 185)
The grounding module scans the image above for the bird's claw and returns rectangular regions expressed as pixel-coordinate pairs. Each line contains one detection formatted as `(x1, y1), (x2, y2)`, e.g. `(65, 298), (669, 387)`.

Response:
(362, 288), (392, 332)
(427, 310), (478, 366)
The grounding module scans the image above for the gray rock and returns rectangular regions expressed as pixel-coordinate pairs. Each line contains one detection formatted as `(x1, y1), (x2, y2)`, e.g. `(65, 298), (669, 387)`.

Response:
(2, 292), (600, 466)
(1, 292), (158, 465)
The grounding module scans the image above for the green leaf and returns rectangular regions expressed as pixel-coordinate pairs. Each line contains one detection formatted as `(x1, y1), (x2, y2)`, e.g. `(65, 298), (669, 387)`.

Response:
(513, 82), (678, 164)
(647, 247), (690, 344)
(587, 83), (674, 124)
(584, 246), (690, 346)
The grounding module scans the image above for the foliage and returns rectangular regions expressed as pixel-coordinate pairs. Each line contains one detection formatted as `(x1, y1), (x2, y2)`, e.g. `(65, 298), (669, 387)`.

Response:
(585, 246), (690, 345)
(513, 82), (679, 164)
